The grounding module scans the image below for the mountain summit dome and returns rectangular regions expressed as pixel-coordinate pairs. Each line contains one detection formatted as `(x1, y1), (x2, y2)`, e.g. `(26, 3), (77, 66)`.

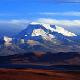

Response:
(30, 22), (77, 37)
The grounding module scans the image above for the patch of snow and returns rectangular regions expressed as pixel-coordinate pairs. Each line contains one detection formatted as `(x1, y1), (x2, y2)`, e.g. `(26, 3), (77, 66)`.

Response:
(32, 29), (46, 36)
(25, 35), (27, 36)
(55, 26), (77, 36)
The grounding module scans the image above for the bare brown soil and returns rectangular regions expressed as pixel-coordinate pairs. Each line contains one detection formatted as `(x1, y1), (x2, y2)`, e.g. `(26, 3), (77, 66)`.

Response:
(0, 68), (80, 80)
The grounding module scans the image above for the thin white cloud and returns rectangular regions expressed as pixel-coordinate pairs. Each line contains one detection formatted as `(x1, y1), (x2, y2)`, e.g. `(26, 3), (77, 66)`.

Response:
(0, 19), (30, 25)
(37, 18), (80, 27)
(0, 19), (31, 30)
(40, 12), (80, 16)
(0, 18), (80, 28)
(9, 19), (30, 25)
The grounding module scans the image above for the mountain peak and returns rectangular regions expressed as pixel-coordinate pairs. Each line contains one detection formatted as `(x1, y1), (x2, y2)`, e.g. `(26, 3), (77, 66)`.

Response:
(15, 22), (78, 46)
(30, 22), (41, 25)
(30, 22), (77, 37)
(54, 25), (77, 37)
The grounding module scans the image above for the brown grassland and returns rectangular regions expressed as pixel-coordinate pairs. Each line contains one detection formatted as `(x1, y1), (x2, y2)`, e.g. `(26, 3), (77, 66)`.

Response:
(0, 68), (80, 80)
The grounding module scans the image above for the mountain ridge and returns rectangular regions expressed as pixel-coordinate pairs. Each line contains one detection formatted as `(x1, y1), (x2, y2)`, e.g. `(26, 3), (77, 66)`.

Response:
(0, 23), (80, 56)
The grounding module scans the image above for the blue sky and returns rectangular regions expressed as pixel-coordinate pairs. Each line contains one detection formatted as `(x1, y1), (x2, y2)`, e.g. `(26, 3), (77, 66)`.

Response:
(0, 0), (80, 36)
(0, 0), (80, 20)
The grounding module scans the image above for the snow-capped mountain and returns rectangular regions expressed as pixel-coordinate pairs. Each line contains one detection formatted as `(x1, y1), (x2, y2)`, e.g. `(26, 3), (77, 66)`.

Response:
(13, 22), (80, 52)
(0, 23), (80, 66)
(30, 22), (77, 37)
(15, 22), (78, 43)
(0, 22), (80, 56)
